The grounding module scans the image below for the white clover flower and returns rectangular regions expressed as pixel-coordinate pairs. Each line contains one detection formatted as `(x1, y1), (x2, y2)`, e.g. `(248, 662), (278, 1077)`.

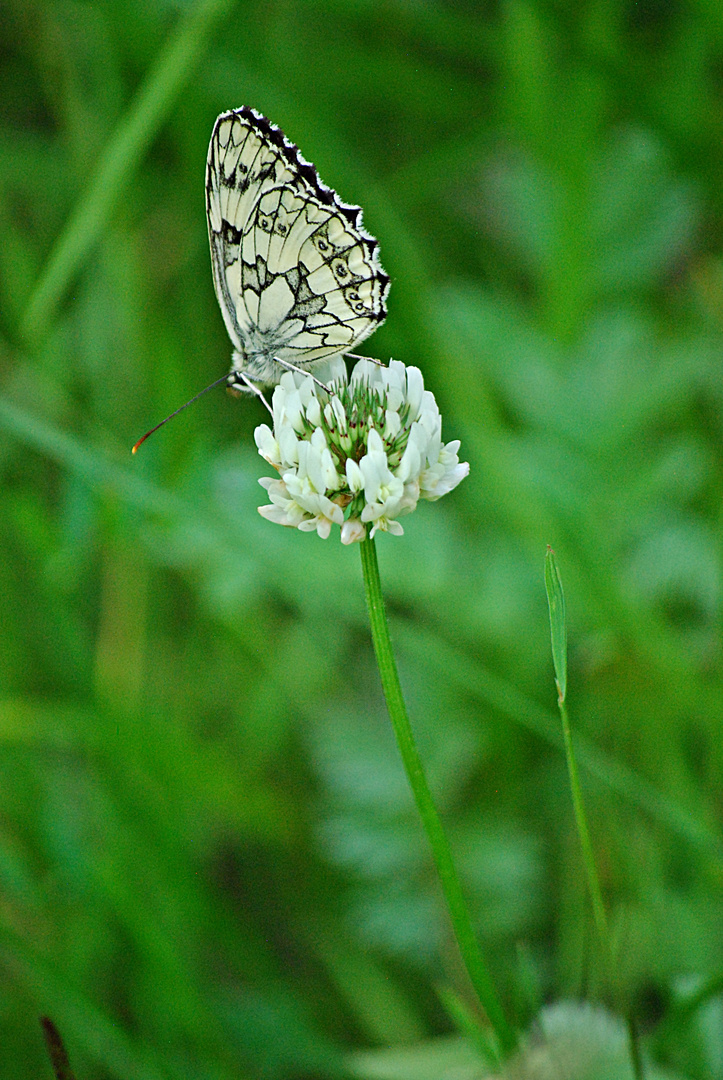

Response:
(254, 359), (469, 543)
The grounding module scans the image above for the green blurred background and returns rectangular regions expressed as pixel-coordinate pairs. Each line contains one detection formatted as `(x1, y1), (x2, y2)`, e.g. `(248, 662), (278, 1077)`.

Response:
(2, 1), (723, 1077)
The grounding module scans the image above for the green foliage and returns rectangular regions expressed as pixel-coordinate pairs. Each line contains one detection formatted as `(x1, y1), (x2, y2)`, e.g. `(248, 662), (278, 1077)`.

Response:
(2, 1), (723, 1077)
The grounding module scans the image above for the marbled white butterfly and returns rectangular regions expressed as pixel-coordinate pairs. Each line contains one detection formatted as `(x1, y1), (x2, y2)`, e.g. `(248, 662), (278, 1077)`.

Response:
(205, 107), (390, 397)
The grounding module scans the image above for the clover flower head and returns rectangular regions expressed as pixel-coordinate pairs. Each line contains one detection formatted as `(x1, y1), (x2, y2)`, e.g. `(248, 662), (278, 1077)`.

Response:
(254, 357), (469, 543)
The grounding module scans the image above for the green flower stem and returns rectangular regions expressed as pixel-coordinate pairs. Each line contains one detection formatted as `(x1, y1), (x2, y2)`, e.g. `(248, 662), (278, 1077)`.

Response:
(545, 549), (609, 953)
(546, 549), (643, 1080)
(359, 537), (516, 1059)
(560, 709), (644, 1080)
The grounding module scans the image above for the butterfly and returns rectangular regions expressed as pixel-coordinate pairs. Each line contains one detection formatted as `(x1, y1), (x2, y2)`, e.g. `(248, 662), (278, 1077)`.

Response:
(205, 107), (390, 398)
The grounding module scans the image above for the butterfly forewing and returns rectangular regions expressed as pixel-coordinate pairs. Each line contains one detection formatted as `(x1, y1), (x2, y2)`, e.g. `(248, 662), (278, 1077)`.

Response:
(206, 106), (389, 389)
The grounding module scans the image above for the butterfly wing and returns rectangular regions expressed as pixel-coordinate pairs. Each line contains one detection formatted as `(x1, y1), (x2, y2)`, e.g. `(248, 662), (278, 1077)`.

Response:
(206, 107), (390, 385)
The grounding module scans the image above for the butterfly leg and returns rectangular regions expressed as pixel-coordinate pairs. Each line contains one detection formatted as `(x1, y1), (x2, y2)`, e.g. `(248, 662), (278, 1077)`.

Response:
(345, 353), (385, 367)
(273, 357), (331, 394)
(233, 371), (273, 415)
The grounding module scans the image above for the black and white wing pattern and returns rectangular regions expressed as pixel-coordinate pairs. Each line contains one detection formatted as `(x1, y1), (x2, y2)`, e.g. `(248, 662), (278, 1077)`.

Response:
(205, 106), (390, 391)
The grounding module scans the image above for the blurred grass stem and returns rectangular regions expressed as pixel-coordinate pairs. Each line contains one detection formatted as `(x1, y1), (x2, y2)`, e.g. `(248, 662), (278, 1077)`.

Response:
(21, 0), (235, 344)
(359, 537), (516, 1059)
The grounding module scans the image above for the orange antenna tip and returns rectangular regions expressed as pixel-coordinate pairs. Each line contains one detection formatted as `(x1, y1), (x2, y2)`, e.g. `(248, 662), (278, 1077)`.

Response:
(131, 373), (230, 454)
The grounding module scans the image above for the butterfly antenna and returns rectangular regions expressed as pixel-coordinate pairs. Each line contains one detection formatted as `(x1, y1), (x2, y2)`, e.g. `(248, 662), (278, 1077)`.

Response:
(131, 373), (231, 454)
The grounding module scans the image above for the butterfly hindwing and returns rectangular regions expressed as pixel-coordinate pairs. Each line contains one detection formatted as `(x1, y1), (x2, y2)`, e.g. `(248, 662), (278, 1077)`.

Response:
(206, 107), (390, 388)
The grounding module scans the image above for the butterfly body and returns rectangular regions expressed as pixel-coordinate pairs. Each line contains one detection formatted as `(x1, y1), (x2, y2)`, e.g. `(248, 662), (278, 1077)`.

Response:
(205, 107), (390, 391)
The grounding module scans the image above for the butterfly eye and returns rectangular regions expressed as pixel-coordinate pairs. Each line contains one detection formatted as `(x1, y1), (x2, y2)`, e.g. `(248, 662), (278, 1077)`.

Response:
(348, 290), (359, 301)
(276, 222), (288, 236)
(354, 302), (367, 314)
(259, 215), (272, 231)
(332, 259), (349, 279)
(317, 238), (330, 253)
